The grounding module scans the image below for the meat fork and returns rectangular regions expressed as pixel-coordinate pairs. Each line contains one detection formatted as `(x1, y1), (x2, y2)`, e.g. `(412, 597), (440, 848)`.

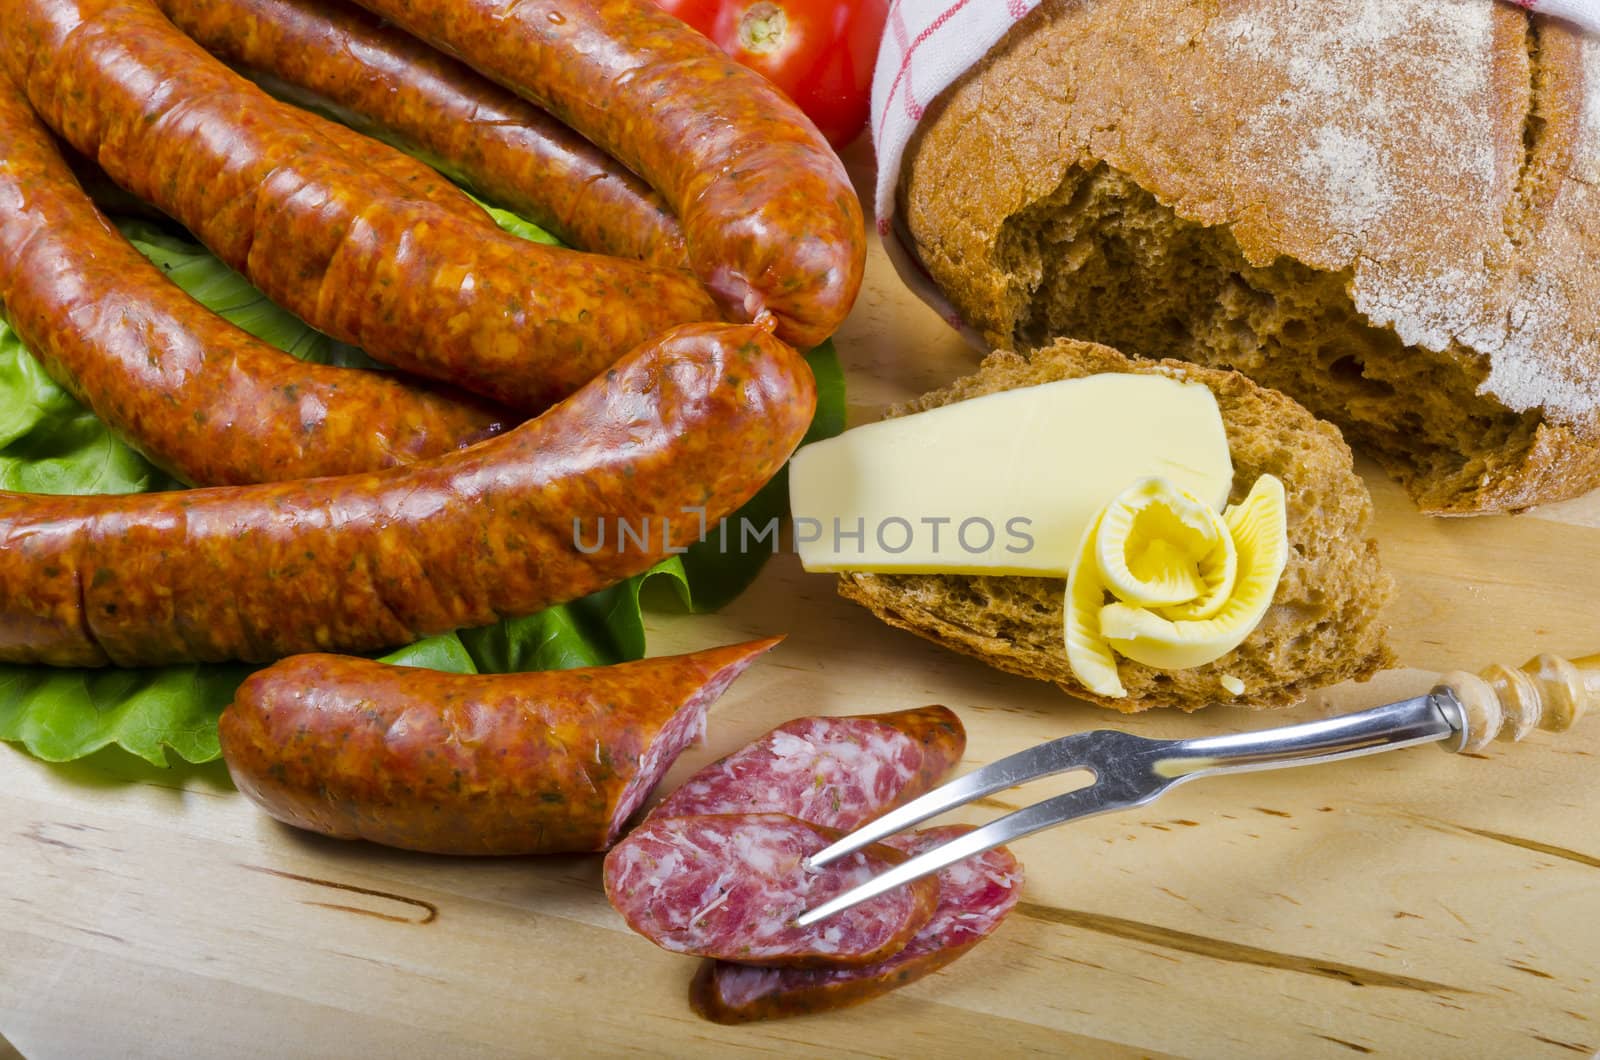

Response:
(796, 651), (1600, 927)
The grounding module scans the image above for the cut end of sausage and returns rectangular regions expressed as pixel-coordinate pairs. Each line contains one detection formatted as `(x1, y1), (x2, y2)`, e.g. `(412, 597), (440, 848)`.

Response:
(606, 635), (785, 845)
(690, 825), (1025, 1023)
(685, 158), (867, 351)
(218, 637), (784, 855)
(647, 706), (966, 832)
(603, 812), (939, 968)
(702, 259), (849, 352)
(705, 265), (766, 327)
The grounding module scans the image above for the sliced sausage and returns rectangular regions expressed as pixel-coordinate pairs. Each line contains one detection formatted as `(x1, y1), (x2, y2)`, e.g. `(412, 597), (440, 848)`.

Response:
(347, 0), (866, 348)
(0, 73), (506, 486)
(220, 639), (781, 855)
(604, 813), (939, 967)
(0, 321), (814, 667)
(156, 0), (686, 265)
(1, 0), (720, 411)
(650, 707), (966, 831)
(690, 825), (1024, 1022)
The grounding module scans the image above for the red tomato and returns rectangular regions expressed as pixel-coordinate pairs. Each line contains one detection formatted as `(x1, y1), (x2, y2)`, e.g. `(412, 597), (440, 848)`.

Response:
(655, 0), (889, 148)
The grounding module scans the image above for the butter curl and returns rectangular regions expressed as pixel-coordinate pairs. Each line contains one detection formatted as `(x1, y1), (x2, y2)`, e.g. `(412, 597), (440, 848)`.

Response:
(1065, 475), (1288, 698)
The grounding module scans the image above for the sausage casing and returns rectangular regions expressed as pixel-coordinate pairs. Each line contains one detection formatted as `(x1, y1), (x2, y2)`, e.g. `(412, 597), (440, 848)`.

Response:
(1, 0), (721, 411)
(220, 639), (781, 855)
(295, 100), (490, 226)
(0, 73), (506, 486)
(0, 321), (815, 667)
(349, 0), (866, 348)
(157, 0), (687, 266)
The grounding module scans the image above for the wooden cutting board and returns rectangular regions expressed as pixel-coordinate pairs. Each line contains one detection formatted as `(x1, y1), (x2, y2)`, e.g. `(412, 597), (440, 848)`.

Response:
(3, 144), (1598, 1060)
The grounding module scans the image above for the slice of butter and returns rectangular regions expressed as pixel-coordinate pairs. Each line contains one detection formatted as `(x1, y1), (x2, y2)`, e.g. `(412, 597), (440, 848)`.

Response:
(789, 374), (1233, 576)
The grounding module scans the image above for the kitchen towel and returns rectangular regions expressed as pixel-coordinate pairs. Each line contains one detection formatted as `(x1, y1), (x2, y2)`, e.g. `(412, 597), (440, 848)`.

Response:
(870, 0), (1600, 339)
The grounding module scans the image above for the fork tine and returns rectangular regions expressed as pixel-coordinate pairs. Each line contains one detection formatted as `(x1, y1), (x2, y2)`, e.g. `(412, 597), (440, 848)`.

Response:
(805, 730), (1107, 871)
(797, 780), (1146, 927)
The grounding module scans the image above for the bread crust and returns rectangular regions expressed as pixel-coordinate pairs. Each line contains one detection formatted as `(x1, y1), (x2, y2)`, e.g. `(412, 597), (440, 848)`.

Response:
(900, 0), (1600, 514)
(838, 339), (1395, 712)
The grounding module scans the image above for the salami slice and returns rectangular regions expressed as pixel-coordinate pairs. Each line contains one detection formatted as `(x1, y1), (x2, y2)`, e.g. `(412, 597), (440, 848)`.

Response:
(689, 825), (1024, 1023)
(649, 707), (965, 831)
(603, 813), (940, 968)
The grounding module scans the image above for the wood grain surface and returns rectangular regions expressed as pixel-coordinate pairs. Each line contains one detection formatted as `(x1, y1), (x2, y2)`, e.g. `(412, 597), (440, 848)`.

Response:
(2, 144), (1598, 1060)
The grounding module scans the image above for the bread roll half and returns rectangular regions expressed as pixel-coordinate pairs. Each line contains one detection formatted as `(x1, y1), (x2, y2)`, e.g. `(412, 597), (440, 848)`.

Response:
(900, 0), (1600, 514)
(839, 340), (1394, 711)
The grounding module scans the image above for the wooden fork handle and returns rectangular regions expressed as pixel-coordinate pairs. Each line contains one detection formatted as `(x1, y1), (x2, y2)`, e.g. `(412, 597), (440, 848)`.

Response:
(1435, 653), (1600, 753)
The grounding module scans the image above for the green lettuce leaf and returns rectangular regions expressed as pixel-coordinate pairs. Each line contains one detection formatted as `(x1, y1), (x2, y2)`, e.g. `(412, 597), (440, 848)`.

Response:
(0, 204), (843, 767)
(476, 199), (563, 248)
(0, 664), (252, 766)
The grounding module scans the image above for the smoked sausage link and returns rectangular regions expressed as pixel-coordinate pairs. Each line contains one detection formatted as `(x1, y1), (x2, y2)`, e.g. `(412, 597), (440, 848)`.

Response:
(0, 0), (721, 411)
(650, 707), (967, 830)
(348, 0), (867, 348)
(220, 639), (781, 855)
(0, 73), (507, 486)
(604, 813), (940, 967)
(0, 321), (815, 667)
(296, 101), (491, 226)
(156, 0), (688, 266)
(690, 825), (1025, 1022)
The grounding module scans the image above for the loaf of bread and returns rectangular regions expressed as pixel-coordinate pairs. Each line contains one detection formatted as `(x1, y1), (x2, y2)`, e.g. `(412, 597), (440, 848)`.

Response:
(838, 339), (1395, 712)
(898, 0), (1600, 515)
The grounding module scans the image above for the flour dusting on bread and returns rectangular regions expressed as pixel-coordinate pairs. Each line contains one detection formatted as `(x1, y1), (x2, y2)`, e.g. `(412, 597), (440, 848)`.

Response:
(1217, 0), (1494, 256)
(1469, 30), (1600, 423)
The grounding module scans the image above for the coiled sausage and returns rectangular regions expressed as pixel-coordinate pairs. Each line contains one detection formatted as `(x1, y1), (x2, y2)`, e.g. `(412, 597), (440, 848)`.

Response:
(157, 0), (686, 265)
(1, 0), (721, 411)
(298, 101), (491, 226)
(0, 321), (814, 667)
(349, 0), (866, 348)
(0, 75), (506, 486)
